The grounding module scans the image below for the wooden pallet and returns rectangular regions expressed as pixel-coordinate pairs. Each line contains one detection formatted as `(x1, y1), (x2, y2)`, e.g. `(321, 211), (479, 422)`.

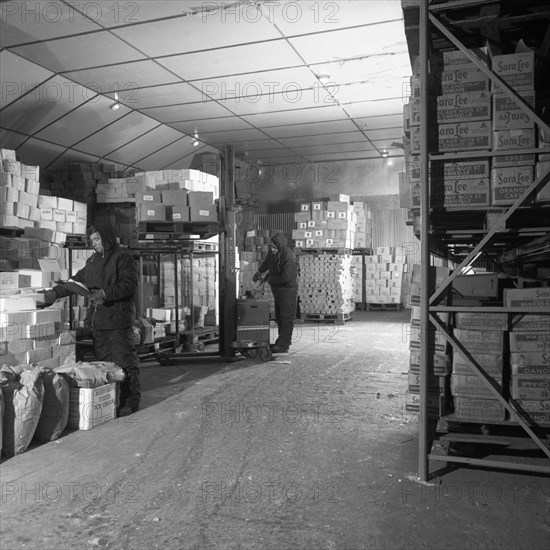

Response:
(366, 302), (403, 311)
(303, 312), (352, 325)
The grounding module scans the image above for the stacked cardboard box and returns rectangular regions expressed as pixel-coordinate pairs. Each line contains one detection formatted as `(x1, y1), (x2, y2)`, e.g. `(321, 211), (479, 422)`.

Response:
(350, 253), (364, 304)
(410, 47), (492, 154)
(351, 201), (373, 250)
(365, 247), (409, 305)
(292, 195), (355, 249)
(491, 49), (536, 205)
(404, 306), (449, 419)
(298, 252), (354, 315)
(506, 287), (550, 425)
(451, 313), (508, 422)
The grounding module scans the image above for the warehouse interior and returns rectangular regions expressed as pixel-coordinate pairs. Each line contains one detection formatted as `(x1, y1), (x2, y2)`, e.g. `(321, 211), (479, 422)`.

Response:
(1, 1), (550, 549)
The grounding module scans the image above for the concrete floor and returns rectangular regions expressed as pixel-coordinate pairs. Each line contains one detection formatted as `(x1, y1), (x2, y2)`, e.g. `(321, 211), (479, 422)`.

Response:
(1, 310), (550, 550)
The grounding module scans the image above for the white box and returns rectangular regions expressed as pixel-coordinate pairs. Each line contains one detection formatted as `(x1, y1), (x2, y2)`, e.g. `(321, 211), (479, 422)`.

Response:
(68, 383), (116, 430)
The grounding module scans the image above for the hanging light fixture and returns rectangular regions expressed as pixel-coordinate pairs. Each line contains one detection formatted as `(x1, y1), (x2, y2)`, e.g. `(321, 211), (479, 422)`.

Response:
(192, 131), (200, 146)
(381, 149), (389, 158)
(110, 92), (120, 111)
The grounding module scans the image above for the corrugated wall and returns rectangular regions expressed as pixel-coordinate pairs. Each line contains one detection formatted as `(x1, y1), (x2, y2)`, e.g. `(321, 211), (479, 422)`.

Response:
(254, 213), (295, 236)
(371, 208), (421, 266)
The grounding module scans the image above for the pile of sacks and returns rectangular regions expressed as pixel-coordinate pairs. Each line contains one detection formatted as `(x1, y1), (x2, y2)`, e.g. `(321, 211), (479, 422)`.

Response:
(0, 361), (125, 458)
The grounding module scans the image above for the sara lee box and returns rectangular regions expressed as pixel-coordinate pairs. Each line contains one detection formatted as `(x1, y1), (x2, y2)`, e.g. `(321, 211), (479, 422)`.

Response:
(492, 90), (535, 130)
(491, 164), (534, 205)
(436, 121), (491, 151)
(504, 287), (550, 308)
(440, 66), (490, 94)
(453, 397), (506, 422)
(451, 373), (503, 398)
(409, 351), (451, 376)
(491, 50), (535, 91)
(453, 328), (504, 354)
(452, 352), (504, 377)
(492, 128), (536, 166)
(436, 90), (491, 123)
(431, 177), (490, 207)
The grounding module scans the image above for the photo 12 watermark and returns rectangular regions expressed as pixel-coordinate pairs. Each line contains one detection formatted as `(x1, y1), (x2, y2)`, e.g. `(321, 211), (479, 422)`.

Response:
(1, 481), (139, 504)
(201, 480), (339, 504)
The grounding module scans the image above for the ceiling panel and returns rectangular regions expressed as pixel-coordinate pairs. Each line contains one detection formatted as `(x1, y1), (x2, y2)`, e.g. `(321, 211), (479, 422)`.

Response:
(140, 101), (233, 123)
(198, 128), (272, 144)
(278, 131), (365, 148)
(35, 97), (131, 146)
(107, 126), (187, 167)
(0, 1), (102, 47)
(343, 98), (405, 119)
(355, 114), (405, 131)
(192, 66), (316, 101)
(242, 105), (346, 127)
(106, 82), (205, 109)
(0, 51), (54, 108)
(0, 128), (31, 151)
(365, 127), (406, 141)
(305, 151), (381, 162)
(93, 1), (205, 28)
(113, 12), (280, 58)
(15, 137), (71, 170)
(264, 0), (404, 36)
(291, 142), (374, 156)
(48, 148), (105, 173)
(76, 112), (161, 158)
(135, 138), (193, 171)
(262, 119), (358, 138)
(233, 140), (287, 153)
(62, 61), (179, 93)
(289, 20), (408, 65)
(11, 32), (145, 73)
(158, 40), (304, 82)
(0, 76), (92, 135)
(169, 117), (253, 135)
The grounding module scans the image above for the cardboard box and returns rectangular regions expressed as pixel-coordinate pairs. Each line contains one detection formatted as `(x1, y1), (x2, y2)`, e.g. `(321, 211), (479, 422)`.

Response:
(453, 328), (504, 353)
(436, 90), (491, 123)
(509, 331), (550, 353)
(504, 287), (550, 308)
(454, 312), (508, 330)
(492, 51), (535, 91)
(68, 383), (116, 430)
(442, 47), (488, 68)
(187, 192), (214, 207)
(139, 203), (166, 221)
(432, 177), (490, 207)
(491, 164), (534, 205)
(161, 189), (189, 206)
(453, 397), (506, 422)
(510, 377), (550, 400)
(492, 90), (535, 130)
(168, 206), (190, 222)
(451, 373), (503, 398)
(136, 190), (162, 203)
(436, 121), (491, 151)
(452, 352), (504, 376)
(493, 128), (536, 166)
(189, 205), (217, 222)
(440, 66), (490, 94)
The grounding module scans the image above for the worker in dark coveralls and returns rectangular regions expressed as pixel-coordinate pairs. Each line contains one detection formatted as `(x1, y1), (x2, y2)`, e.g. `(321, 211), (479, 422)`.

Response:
(42, 224), (140, 417)
(253, 232), (298, 353)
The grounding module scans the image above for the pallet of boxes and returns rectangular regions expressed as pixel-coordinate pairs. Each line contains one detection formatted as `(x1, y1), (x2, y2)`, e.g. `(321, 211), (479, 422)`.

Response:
(364, 247), (409, 311)
(405, 43), (547, 222)
(293, 195), (355, 324)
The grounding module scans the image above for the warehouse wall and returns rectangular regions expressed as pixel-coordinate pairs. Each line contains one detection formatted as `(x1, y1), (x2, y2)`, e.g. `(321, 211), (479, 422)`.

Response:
(256, 158), (403, 213)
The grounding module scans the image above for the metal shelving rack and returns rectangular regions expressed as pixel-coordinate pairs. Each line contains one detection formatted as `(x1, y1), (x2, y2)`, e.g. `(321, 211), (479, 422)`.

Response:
(405, 0), (550, 480)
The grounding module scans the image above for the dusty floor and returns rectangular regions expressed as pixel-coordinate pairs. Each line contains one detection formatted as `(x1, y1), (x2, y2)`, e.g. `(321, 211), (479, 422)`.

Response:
(1, 310), (550, 550)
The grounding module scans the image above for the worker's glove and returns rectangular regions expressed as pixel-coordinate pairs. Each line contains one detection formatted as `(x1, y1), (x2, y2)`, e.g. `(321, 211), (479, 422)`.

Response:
(36, 289), (58, 307)
(252, 271), (262, 283)
(90, 288), (107, 305)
